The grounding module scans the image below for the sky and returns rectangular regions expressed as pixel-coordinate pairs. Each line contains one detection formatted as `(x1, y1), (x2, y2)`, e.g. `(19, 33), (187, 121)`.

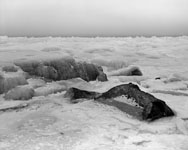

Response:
(0, 0), (188, 37)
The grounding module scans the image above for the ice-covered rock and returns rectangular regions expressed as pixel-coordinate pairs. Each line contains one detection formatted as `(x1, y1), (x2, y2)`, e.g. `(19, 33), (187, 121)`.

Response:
(15, 57), (107, 82)
(36, 65), (58, 80)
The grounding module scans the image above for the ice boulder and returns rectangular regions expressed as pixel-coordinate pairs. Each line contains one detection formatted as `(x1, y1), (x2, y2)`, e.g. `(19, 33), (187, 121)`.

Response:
(108, 66), (142, 76)
(4, 85), (34, 100)
(0, 73), (28, 94)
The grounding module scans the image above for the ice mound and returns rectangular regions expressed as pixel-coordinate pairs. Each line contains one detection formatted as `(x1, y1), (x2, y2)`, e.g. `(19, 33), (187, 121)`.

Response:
(108, 66), (143, 76)
(15, 57), (107, 82)
(91, 58), (129, 70)
(0, 72), (28, 94)
(4, 85), (34, 100)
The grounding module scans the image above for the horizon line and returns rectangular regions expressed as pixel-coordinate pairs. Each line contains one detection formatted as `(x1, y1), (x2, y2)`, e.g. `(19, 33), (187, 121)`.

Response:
(1, 34), (187, 38)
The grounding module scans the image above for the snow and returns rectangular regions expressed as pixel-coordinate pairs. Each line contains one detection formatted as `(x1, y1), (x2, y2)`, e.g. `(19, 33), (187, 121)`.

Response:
(0, 36), (188, 150)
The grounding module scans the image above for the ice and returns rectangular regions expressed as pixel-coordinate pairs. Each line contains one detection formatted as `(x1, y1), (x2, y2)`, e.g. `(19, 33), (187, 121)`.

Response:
(27, 78), (46, 89)
(4, 85), (34, 100)
(108, 66), (142, 76)
(0, 36), (188, 149)
(0, 70), (28, 94)
(34, 82), (66, 96)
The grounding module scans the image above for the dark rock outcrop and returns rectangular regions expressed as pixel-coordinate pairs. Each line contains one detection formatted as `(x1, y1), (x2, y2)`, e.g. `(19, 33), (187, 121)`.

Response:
(15, 58), (108, 82)
(65, 83), (174, 121)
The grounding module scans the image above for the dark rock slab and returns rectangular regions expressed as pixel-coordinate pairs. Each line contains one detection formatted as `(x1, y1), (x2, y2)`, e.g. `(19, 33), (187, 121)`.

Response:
(65, 87), (100, 100)
(15, 58), (107, 82)
(65, 83), (174, 121)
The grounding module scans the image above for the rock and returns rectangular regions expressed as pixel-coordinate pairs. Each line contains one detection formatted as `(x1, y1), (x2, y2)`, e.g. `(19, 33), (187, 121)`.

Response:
(64, 87), (100, 100)
(4, 85), (34, 100)
(15, 57), (107, 82)
(65, 83), (174, 121)
(142, 100), (174, 121)
(97, 83), (174, 120)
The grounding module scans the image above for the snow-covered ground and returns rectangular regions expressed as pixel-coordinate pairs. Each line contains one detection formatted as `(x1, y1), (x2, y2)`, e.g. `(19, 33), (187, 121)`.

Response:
(0, 36), (188, 150)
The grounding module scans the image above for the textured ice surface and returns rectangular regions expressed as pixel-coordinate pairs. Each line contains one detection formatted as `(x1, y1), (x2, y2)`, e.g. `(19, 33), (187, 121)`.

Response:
(0, 36), (188, 150)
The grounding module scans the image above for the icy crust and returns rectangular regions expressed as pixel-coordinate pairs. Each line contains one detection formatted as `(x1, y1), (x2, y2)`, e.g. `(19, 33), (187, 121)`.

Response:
(0, 36), (188, 149)
(0, 77), (188, 150)
(141, 76), (188, 97)
(0, 94), (187, 150)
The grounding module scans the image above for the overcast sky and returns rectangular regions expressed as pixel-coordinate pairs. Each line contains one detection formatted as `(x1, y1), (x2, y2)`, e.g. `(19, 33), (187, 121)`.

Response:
(0, 0), (188, 37)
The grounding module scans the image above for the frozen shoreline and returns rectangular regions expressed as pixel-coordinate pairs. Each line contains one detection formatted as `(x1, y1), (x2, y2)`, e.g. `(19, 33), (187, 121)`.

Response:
(0, 36), (188, 150)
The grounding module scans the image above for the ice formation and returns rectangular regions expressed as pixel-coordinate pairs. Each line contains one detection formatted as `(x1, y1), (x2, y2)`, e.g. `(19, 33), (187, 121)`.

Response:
(0, 36), (188, 150)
